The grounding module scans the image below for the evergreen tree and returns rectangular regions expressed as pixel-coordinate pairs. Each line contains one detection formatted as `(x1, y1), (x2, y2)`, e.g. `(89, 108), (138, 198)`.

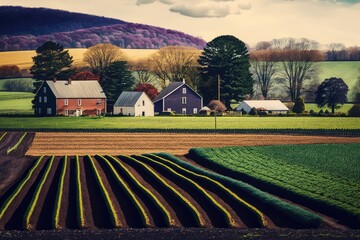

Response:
(315, 77), (348, 114)
(198, 35), (253, 109)
(103, 61), (135, 107)
(30, 41), (74, 93)
(292, 97), (305, 114)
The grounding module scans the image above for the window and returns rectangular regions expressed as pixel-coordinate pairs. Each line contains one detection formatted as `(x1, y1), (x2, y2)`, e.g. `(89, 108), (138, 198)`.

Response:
(142, 100), (145, 106)
(97, 109), (101, 115)
(44, 96), (47, 103)
(47, 108), (52, 115)
(97, 99), (101, 104)
(182, 88), (186, 94)
(64, 109), (68, 116)
(43, 87), (46, 93)
(167, 108), (172, 112)
(78, 99), (81, 106)
(38, 108), (42, 114)
(182, 108), (187, 115)
(193, 108), (198, 114)
(39, 96), (42, 103)
(182, 97), (187, 104)
(64, 99), (68, 106)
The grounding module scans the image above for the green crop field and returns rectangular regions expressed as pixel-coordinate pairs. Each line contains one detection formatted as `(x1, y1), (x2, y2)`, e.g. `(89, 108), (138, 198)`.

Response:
(0, 91), (34, 114)
(0, 116), (359, 130)
(188, 144), (360, 227)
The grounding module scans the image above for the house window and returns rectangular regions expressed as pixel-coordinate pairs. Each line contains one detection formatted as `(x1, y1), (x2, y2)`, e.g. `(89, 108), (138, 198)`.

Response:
(167, 108), (171, 112)
(182, 88), (186, 94)
(44, 96), (47, 103)
(193, 108), (198, 114)
(97, 99), (101, 104)
(43, 87), (46, 93)
(97, 109), (101, 115)
(39, 96), (42, 103)
(182, 97), (187, 104)
(64, 109), (68, 116)
(78, 99), (81, 106)
(47, 108), (52, 115)
(142, 100), (145, 106)
(182, 108), (187, 115)
(38, 108), (42, 114)
(64, 99), (68, 106)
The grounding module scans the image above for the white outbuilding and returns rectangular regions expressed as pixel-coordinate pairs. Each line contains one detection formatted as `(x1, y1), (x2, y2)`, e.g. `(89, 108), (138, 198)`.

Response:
(113, 91), (154, 116)
(236, 100), (289, 114)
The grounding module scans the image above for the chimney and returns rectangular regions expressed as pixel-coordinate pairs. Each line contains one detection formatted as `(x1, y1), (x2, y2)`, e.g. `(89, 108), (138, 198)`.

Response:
(53, 78), (57, 82)
(68, 78), (72, 85)
(182, 78), (185, 84)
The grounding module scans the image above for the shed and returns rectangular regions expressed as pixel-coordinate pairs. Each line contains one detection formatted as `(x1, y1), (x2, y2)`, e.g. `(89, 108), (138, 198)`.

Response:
(113, 91), (154, 116)
(236, 100), (289, 114)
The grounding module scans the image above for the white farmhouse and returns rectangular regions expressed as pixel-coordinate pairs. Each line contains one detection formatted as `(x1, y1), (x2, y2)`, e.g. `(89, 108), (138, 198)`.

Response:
(113, 91), (154, 116)
(236, 100), (289, 114)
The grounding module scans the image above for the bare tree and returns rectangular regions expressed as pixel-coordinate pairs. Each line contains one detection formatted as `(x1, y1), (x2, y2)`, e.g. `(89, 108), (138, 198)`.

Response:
(271, 38), (323, 102)
(128, 58), (156, 84)
(254, 41), (271, 50)
(250, 50), (279, 99)
(149, 46), (201, 89)
(83, 43), (127, 82)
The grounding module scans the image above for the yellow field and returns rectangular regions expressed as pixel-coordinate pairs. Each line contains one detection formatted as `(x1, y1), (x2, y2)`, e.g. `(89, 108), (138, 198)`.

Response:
(0, 48), (157, 69)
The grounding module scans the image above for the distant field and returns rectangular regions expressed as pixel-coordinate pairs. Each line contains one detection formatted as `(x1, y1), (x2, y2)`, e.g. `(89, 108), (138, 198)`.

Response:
(0, 91), (34, 113)
(0, 116), (359, 130)
(0, 49), (157, 69)
(305, 103), (354, 113)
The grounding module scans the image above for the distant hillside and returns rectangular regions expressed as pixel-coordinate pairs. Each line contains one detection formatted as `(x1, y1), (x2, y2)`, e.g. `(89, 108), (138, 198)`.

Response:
(0, 6), (206, 51)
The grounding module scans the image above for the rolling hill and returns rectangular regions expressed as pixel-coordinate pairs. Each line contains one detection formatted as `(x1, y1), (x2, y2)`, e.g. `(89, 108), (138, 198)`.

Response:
(0, 6), (206, 51)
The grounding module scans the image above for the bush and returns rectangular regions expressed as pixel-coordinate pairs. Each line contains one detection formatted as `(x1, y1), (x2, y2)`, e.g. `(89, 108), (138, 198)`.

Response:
(293, 97), (305, 114)
(309, 109), (315, 115)
(249, 107), (258, 116)
(159, 111), (175, 116)
(348, 104), (360, 117)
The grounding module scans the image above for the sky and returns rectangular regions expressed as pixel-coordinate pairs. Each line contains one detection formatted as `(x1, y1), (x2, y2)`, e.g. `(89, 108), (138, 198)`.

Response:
(1, 0), (360, 48)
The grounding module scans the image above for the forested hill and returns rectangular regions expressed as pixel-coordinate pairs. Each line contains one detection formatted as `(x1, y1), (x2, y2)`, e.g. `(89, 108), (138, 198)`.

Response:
(0, 6), (207, 51)
(0, 6), (125, 36)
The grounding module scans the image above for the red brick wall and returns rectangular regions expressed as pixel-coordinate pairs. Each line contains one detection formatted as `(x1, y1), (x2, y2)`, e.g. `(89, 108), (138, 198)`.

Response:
(56, 98), (106, 116)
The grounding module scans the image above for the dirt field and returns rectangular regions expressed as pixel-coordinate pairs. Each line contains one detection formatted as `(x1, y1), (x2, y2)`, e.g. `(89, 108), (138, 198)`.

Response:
(26, 132), (360, 156)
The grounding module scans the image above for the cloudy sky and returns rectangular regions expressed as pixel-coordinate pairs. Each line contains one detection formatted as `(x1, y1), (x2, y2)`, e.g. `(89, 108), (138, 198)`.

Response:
(1, 0), (360, 47)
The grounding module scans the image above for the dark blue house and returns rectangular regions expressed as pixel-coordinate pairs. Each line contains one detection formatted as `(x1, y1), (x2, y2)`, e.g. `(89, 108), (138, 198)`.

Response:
(153, 81), (203, 115)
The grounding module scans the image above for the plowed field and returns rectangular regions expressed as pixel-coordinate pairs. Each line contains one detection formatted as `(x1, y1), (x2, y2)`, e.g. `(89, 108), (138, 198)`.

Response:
(26, 132), (360, 156)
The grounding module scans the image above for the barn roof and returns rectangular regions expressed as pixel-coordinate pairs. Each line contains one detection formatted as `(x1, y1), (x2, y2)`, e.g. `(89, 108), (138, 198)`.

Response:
(114, 91), (144, 107)
(237, 100), (289, 111)
(46, 80), (106, 98)
(153, 81), (202, 103)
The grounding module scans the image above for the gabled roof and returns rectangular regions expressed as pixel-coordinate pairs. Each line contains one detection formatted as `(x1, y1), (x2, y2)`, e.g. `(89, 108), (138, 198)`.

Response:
(237, 100), (289, 111)
(114, 91), (145, 107)
(153, 81), (202, 103)
(46, 80), (106, 98)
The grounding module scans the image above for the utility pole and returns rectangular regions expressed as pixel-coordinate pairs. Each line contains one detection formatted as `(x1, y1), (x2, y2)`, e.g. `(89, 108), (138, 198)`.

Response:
(217, 75), (221, 101)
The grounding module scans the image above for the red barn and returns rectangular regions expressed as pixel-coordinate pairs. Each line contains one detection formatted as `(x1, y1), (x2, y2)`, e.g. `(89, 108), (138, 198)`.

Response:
(34, 79), (106, 116)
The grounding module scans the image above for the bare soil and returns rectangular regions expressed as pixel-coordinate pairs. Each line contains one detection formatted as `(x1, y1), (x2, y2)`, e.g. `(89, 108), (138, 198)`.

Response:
(26, 132), (360, 156)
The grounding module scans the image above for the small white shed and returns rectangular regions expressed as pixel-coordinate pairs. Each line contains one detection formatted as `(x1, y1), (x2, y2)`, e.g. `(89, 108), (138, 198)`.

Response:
(236, 100), (289, 114)
(113, 91), (154, 116)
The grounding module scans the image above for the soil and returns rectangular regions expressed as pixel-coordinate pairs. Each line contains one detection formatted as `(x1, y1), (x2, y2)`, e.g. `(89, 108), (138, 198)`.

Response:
(26, 132), (360, 156)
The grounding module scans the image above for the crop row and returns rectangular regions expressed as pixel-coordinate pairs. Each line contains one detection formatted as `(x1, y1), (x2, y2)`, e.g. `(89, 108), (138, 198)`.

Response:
(0, 132), (7, 142)
(6, 132), (27, 154)
(188, 147), (359, 228)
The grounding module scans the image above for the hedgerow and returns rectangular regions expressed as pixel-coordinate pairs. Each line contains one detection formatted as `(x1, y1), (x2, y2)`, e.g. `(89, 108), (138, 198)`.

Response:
(156, 152), (322, 228)
(144, 153), (267, 228)
(24, 155), (55, 230)
(96, 155), (150, 227)
(0, 156), (44, 222)
(6, 132), (27, 154)
(87, 155), (122, 228)
(53, 156), (68, 229)
(105, 155), (175, 227)
(134, 154), (237, 228)
(119, 155), (206, 227)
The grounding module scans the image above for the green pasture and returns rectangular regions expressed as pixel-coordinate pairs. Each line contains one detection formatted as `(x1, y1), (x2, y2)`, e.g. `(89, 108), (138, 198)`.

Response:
(0, 116), (359, 130)
(0, 91), (34, 113)
(305, 103), (354, 113)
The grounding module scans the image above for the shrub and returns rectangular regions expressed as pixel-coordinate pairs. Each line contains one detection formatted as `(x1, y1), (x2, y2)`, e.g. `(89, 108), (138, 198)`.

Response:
(293, 97), (305, 114)
(309, 109), (315, 115)
(249, 107), (258, 116)
(348, 104), (360, 117)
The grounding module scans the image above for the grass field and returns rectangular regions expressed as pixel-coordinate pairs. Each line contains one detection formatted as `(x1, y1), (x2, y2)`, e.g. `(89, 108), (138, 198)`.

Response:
(305, 103), (354, 113)
(188, 144), (360, 227)
(0, 116), (359, 130)
(0, 92), (34, 113)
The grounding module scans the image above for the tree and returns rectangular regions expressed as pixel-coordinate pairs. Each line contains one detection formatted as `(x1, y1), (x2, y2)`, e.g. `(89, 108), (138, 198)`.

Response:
(103, 61), (135, 107)
(72, 71), (99, 80)
(133, 83), (159, 100)
(83, 44), (127, 83)
(292, 97), (305, 114)
(30, 41), (74, 92)
(250, 50), (279, 99)
(149, 46), (201, 89)
(128, 59), (156, 84)
(0, 65), (21, 78)
(271, 38), (323, 102)
(352, 74), (360, 103)
(207, 100), (226, 112)
(198, 35), (253, 109)
(315, 77), (349, 114)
